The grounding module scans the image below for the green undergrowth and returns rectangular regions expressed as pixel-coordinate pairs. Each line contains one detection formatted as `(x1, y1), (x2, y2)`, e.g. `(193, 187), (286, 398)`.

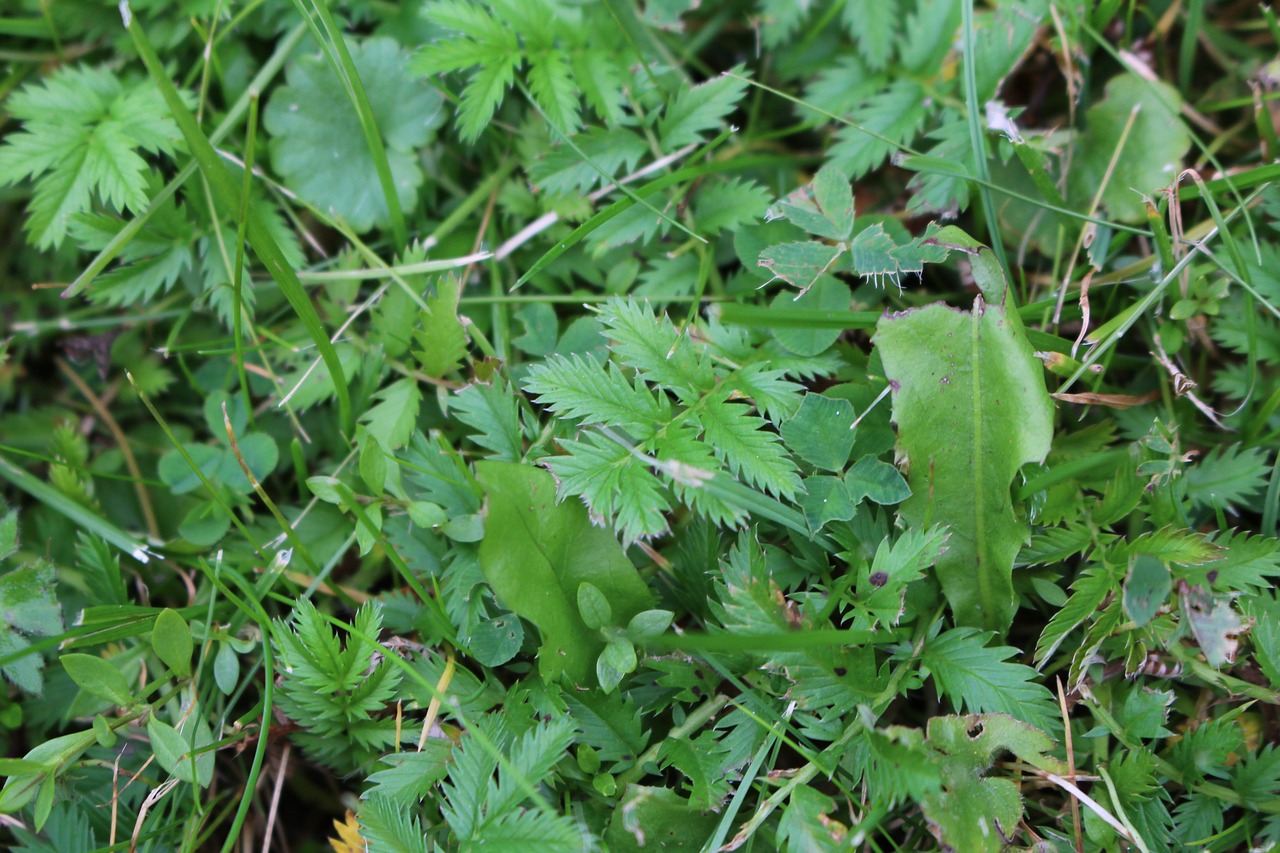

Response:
(2, 0), (1280, 850)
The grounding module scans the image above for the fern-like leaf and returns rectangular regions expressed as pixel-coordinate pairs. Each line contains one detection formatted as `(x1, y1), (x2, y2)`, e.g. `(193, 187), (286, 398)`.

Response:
(545, 433), (671, 542)
(695, 398), (801, 499)
(657, 66), (750, 151)
(524, 355), (670, 435)
(923, 627), (1060, 733)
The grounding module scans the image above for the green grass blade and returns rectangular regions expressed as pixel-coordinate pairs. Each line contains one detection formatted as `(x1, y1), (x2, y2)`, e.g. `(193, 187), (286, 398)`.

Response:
(125, 7), (353, 433)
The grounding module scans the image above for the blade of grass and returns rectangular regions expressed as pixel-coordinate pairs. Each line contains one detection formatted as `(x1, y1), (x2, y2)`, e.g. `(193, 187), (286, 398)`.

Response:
(0, 455), (152, 563)
(231, 92), (259, 430)
(961, 0), (1008, 271)
(124, 6), (353, 433)
(287, 0), (408, 248)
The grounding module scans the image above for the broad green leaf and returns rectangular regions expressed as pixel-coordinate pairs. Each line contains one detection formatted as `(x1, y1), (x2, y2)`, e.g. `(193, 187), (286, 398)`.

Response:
(61, 653), (134, 707)
(781, 394), (855, 472)
(921, 713), (1066, 853)
(264, 37), (442, 232)
(578, 582), (613, 630)
(603, 786), (719, 853)
(1073, 74), (1191, 223)
(770, 276), (849, 357)
(213, 642), (239, 695)
(151, 609), (192, 679)
(0, 729), (96, 814)
(476, 462), (653, 686)
(874, 240), (1053, 630)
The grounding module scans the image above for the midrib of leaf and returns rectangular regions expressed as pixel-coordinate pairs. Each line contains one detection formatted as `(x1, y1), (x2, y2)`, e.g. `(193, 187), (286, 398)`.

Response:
(968, 302), (992, 622)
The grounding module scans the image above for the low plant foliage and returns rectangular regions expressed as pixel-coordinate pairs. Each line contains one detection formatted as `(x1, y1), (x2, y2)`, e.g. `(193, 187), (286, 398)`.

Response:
(2, 0), (1280, 850)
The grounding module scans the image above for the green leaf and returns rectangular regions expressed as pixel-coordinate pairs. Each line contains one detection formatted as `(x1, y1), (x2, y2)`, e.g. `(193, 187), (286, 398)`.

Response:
(452, 380), (525, 461)
(694, 177), (772, 236)
(0, 557), (63, 695)
(780, 394), (856, 472)
(1035, 565), (1113, 665)
(603, 786), (719, 853)
(1123, 555), (1170, 628)
(61, 653), (134, 707)
(1072, 74), (1191, 223)
(357, 795), (430, 853)
(875, 241), (1053, 631)
(213, 641), (239, 696)
(477, 462), (654, 686)
(841, 0), (899, 70)
(1185, 444), (1270, 512)
(858, 526), (948, 628)
(771, 165), (855, 241)
(578, 582), (613, 630)
(0, 65), (182, 248)
(626, 609), (673, 642)
(828, 81), (928, 178)
(657, 66), (749, 150)
(845, 455), (911, 505)
(798, 474), (857, 532)
(360, 433), (389, 494)
(147, 716), (196, 783)
(696, 399), (802, 499)
(757, 241), (844, 295)
(921, 713), (1067, 853)
(360, 378), (422, 451)
(544, 433), (672, 543)
(524, 356), (671, 436)
(151, 609), (192, 679)
(598, 298), (715, 396)
(414, 276), (469, 379)
(921, 628), (1060, 733)
(264, 37), (442, 232)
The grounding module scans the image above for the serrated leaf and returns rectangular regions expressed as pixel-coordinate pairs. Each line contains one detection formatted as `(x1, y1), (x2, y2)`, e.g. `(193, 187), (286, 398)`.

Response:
(828, 81), (928, 179)
(598, 299), (715, 396)
(858, 526), (948, 628)
(694, 177), (772, 236)
(264, 37), (442, 231)
(0, 65), (182, 249)
(0, 557), (63, 695)
(544, 433), (672, 543)
(841, 0), (899, 70)
(758, 241), (844, 295)
(695, 399), (801, 499)
(451, 380), (524, 461)
(360, 379), (421, 450)
(658, 66), (749, 150)
(922, 628), (1060, 733)
(1185, 444), (1270, 511)
(524, 355), (671, 436)
(414, 276), (469, 378)
(1034, 565), (1113, 665)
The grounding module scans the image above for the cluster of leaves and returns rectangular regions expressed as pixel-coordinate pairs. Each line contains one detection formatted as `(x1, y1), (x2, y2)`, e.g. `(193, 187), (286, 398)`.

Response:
(1, 0), (1280, 851)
